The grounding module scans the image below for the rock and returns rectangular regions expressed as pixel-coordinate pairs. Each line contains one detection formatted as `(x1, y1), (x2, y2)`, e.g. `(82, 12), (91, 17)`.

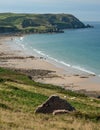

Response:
(28, 75), (33, 80)
(80, 76), (89, 78)
(85, 24), (94, 28)
(35, 95), (75, 114)
(74, 74), (80, 76)
(97, 96), (100, 99)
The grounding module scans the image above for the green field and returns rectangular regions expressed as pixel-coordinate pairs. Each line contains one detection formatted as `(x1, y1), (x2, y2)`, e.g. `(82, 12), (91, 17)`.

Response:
(0, 67), (100, 130)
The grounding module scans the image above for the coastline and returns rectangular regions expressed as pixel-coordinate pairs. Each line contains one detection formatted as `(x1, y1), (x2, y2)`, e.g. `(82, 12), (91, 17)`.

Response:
(0, 35), (100, 97)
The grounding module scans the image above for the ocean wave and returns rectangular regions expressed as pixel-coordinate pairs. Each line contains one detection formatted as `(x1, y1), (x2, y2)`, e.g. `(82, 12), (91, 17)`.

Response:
(20, 37), (24, 41)
(16, 42), (26, 50)
(60, 61), (71, 67)
(48, 56), (59, 62)
(14, 37), (24, 43)
(33, 48), (60, 62)
(72, 65), (95, 75)
(14, 37), (26, 50)
(32, 48), (97, 75)
(33, 49), (46, 56)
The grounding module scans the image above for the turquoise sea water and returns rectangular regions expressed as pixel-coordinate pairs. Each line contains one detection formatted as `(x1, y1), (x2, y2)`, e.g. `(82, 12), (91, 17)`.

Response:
(14, 22), (100, 76)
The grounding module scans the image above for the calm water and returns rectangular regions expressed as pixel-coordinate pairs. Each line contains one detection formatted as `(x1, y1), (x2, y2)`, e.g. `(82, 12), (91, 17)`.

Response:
(14, 22), (100, 76)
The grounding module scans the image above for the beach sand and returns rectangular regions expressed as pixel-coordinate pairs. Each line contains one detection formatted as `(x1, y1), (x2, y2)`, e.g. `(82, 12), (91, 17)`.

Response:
(0, 36), (100, 97)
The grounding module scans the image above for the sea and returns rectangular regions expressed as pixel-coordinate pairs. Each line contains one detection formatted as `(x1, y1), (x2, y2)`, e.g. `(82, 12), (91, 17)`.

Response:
(12, 22), (100, 76)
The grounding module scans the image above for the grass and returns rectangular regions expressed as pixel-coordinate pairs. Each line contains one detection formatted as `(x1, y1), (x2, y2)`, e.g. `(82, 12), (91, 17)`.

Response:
(0, 67), (100, 130)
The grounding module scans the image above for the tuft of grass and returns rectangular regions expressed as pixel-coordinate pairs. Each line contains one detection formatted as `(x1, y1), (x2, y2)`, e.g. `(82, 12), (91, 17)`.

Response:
(0, 103), (11, 110)
(0, 78), (5, 83)
(73, 111), (100, 122)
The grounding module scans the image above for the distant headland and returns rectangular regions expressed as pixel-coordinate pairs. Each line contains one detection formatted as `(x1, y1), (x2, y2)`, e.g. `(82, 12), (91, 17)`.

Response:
(0, 13), (93, 34)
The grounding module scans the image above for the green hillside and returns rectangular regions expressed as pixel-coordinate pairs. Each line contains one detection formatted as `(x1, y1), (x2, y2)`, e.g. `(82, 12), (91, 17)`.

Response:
(0, 67), (100, 130)
(0, 13), (88, 34)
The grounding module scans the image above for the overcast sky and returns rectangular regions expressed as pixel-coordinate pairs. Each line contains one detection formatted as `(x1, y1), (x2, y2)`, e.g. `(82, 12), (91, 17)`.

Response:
(0, 0), (100, 21)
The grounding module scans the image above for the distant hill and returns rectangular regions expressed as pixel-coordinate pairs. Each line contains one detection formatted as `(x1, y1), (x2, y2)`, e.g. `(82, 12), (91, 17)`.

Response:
(0, 13), (90, 34)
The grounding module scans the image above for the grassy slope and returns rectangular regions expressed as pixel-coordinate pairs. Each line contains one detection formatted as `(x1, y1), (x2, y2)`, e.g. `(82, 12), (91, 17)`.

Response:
(0, 13), (85, 34)
(0, 67), (100, 130)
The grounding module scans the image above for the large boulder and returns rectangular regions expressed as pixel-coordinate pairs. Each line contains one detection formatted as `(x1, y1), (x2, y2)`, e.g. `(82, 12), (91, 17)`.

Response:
(35, 95), (75, 114)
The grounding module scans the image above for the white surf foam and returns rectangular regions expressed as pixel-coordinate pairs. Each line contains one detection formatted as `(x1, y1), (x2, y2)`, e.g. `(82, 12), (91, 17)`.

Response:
(72, 65), (95, 75)
(60, 61), (71, 67)
(13, 37), (27, 50)
(32, 48), (96, 75)
(33, 49), (46, 56)
(20, 37), (24, 41)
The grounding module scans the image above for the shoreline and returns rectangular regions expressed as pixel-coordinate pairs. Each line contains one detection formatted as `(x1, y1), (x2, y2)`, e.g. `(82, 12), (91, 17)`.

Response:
(0, 35), (100, 97)
(13, 34), (98, 76)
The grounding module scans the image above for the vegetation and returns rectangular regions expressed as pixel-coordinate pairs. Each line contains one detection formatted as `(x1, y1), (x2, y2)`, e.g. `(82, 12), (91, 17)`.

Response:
(0, 67), (100, 130)
(0, 13), (88, 34)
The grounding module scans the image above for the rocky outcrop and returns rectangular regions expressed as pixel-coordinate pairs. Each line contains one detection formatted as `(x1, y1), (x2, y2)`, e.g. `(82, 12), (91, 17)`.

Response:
(22, 19), (40, 28)
(35, 95), (75, 114)
(0, 26), (19, 33)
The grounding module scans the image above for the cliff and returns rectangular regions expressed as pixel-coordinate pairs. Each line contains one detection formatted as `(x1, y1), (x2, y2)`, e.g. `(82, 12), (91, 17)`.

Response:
(0, 13), (90, 34)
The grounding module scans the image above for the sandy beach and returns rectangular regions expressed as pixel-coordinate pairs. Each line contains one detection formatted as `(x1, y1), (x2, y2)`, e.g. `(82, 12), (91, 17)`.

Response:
(0, 36), (100, 97)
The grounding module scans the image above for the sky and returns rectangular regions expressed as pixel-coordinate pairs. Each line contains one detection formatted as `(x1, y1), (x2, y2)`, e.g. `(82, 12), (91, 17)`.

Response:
(0, 0), (100, 21)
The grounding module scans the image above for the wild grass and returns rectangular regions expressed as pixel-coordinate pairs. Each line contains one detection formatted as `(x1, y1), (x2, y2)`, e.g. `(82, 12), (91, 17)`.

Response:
(0, 67), (100, 130)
